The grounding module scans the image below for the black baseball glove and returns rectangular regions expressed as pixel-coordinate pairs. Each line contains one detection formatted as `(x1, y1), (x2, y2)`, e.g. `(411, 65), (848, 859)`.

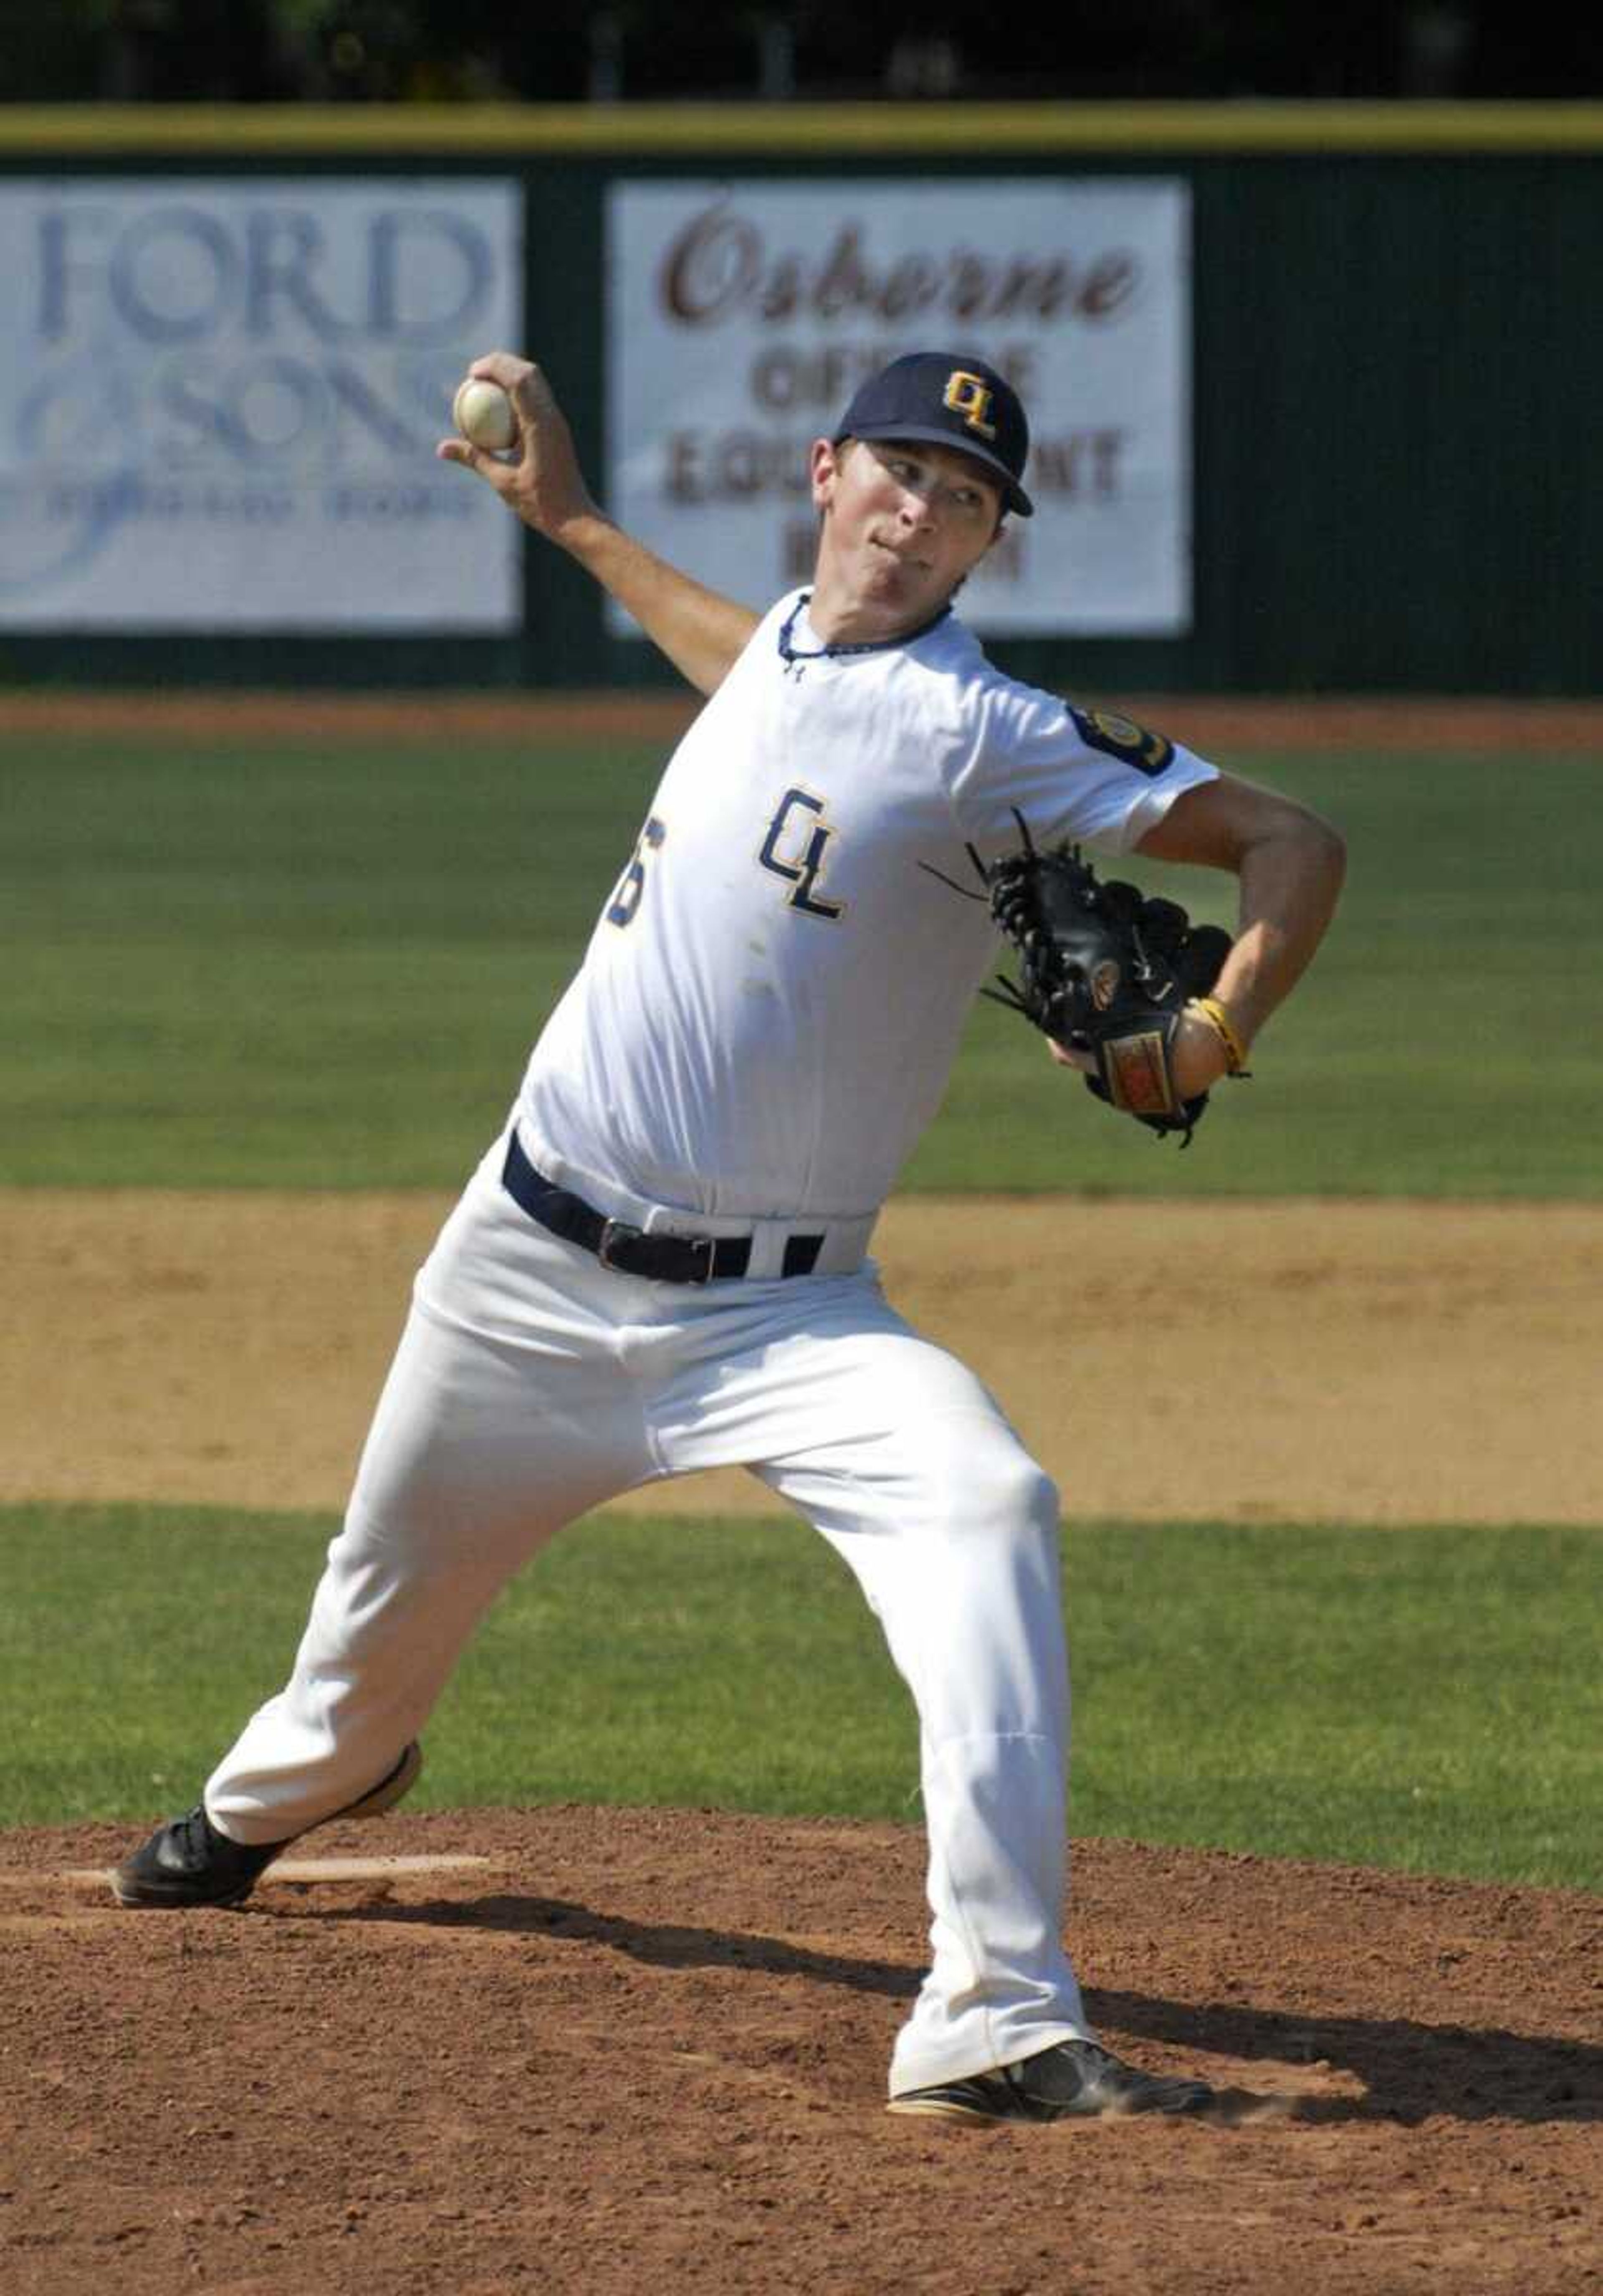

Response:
(967, 820), (1239, 1145)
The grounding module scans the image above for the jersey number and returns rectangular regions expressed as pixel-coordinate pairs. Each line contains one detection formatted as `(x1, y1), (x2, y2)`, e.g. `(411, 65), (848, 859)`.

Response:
(607, 815), (666, 927)
(759, 788), (845, 920)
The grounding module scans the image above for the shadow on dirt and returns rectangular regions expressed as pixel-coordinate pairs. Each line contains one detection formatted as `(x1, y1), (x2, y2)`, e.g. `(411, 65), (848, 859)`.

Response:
(326, 1887), (922, 1996)
(1087, 1987), (1600, 2129)
(319, 1889), (1602, 2129)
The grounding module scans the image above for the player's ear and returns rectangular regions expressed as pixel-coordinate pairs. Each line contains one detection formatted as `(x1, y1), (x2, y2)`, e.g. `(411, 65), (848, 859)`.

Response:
(810, 436), (844, 512)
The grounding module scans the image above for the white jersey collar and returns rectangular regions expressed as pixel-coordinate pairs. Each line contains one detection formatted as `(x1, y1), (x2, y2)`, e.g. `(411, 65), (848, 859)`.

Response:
(776, 590), (953, 668)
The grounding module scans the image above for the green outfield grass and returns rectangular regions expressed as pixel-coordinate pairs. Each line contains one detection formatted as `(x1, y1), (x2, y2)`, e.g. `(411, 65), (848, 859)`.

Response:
(5, 732), (1601, 1194)
(5, 1503), (1597, 1891)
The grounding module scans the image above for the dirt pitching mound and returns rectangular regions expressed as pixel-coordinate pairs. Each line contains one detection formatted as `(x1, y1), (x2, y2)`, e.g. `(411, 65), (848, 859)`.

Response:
(2, 1806), (1597, 2296)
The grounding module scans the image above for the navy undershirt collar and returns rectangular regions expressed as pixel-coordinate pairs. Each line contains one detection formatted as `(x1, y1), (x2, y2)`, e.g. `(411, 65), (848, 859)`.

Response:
(776, 591), (952, 666)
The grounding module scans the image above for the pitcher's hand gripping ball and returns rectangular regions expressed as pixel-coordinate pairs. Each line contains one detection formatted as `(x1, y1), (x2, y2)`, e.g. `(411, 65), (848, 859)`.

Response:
(975, 820), (1236, 1144)
(453, 376), (518, 452)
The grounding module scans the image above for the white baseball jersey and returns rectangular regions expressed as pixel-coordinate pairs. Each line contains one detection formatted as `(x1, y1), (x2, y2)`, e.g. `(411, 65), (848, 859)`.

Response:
(520, 590), (1217, 1224)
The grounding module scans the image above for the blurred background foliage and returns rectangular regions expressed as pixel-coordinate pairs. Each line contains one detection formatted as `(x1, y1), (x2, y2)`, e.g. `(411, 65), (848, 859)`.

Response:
(3, 0), (1599, 107)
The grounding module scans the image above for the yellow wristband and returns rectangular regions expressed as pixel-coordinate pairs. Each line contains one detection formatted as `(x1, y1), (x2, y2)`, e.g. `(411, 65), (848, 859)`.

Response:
(1189, 996), (1251, 1076)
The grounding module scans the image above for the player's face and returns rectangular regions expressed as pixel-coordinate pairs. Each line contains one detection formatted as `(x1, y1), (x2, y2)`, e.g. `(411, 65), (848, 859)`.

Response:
(808, 436), (1005, 642)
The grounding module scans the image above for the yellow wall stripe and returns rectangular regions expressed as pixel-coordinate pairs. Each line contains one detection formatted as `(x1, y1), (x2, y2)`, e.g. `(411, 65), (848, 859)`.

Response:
(3, 101), (1603, 157)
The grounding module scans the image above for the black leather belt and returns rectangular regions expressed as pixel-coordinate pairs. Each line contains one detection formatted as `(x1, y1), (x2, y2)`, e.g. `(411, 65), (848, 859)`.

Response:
(501, 1130), (824, 1285)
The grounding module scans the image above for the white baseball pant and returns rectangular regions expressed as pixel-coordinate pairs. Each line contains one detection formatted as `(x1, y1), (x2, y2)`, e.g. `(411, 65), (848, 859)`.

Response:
(205, 1128), (1092, 2095)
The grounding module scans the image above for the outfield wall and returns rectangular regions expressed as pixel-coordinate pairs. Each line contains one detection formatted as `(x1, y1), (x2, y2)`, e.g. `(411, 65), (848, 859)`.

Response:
(2, 102), (1599, 697)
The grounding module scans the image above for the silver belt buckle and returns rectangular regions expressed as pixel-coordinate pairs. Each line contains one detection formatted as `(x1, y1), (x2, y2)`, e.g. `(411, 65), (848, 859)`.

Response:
(597, 1217), (644, 1272)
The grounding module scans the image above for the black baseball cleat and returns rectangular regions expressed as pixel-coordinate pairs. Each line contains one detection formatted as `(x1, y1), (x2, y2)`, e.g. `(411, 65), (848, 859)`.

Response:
(110, 1741), (423, 1909)
(887, 2038), (1216, 2123)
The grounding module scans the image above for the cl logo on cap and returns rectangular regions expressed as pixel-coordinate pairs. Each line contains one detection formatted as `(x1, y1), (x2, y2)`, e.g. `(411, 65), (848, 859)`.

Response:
(942, 371), (997, 440)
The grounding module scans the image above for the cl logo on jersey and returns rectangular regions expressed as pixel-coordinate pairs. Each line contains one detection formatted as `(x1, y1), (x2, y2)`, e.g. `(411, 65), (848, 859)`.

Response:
(759, 787), (847, 921)
(942, 371), (997, 441)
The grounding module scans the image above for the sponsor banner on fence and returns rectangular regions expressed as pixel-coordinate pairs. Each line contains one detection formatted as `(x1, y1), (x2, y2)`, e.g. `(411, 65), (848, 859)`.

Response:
(606, 179), (1190, 638)
(0, 178), (521, 630)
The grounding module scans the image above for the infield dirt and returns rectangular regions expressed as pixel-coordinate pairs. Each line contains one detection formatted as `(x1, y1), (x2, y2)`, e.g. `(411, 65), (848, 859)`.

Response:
(3, 1188), (1601, 1524)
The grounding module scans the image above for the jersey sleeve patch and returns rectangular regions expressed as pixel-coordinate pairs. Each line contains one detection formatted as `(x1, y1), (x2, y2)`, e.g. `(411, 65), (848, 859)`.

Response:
(1068, 705), (1176, 779)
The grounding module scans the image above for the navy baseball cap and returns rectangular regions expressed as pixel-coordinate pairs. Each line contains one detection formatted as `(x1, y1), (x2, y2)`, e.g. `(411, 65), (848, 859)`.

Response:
(833, 352), (1033, 517)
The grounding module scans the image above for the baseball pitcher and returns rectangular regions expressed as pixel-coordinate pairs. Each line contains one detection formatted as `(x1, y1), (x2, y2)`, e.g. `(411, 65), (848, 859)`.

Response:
(114, 350), (1345, 2124)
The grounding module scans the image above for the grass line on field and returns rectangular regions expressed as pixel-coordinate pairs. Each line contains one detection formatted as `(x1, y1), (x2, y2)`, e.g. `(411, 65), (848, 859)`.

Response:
(5, 735), (1603, 1192)
(3, 1503), (1597, 1893)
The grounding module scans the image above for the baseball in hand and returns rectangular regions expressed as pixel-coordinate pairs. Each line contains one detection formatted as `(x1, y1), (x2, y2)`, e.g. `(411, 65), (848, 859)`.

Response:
(453, 377), (518, 452)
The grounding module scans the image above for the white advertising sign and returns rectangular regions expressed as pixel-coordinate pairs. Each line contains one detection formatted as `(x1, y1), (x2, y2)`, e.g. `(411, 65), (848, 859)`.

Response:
(606, 179), (1191, 638)
(0, 178), (521, 630)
